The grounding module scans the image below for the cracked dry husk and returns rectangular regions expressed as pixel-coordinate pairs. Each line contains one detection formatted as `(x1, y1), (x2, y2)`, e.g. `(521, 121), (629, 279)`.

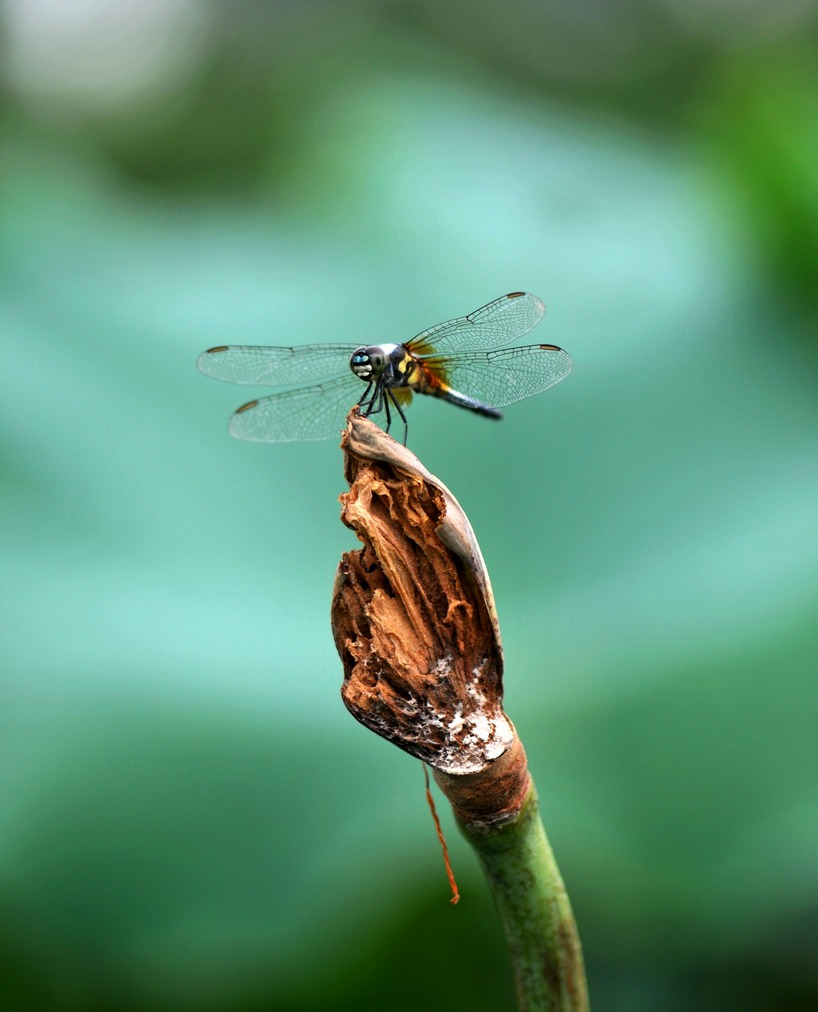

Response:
(330, 411), (513, 775)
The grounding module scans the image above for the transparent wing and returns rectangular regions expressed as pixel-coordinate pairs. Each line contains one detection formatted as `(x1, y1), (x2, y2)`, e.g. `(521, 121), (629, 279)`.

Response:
(227, 374), (367, 443)
(197, 344), (358, 386)
(422, 344), (572, 408)
(406, 292), (545, 355)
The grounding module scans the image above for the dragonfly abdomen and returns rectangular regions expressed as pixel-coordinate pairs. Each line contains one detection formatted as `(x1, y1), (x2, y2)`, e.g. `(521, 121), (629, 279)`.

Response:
(435, 386), (502, 419)
(411, 364), (502, 418)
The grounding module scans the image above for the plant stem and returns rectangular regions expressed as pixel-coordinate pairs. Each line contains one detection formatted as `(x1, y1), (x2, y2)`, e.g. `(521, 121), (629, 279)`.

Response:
(454, 780), (588, 1011)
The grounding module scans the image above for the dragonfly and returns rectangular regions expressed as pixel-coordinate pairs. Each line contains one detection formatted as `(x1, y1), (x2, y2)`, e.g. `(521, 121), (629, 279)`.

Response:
(197, 291), (572, 443)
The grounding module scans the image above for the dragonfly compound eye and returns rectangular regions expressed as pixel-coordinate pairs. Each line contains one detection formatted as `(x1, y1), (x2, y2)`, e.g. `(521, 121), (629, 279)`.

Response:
(350, 347), (374, 380)
(351, 345), (390, 380)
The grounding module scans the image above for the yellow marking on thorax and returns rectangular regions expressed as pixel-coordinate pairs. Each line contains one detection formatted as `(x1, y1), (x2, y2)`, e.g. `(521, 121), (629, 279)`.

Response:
(407, 356), (452, 396)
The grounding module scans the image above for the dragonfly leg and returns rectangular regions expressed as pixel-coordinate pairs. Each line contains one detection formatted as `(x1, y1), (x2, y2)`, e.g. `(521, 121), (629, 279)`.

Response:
(358, 380), (376, 415)
(386, 388), (409, 446)
(383, 392), (393, 432)
(360, 380), (387, 422)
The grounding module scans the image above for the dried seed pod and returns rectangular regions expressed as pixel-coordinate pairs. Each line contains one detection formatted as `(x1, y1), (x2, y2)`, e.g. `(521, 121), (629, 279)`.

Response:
(332, 411), (529, 821)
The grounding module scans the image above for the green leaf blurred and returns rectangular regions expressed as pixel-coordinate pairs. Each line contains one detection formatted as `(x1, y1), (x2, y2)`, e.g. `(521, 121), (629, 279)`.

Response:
(1, 4), (817, 1009)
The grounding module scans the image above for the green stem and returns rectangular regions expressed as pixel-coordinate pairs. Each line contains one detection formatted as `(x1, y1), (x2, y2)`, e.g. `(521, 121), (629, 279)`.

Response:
(457, 781), (588, 1011)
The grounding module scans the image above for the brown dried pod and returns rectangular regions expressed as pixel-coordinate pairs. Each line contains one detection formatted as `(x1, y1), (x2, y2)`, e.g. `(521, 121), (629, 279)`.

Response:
(331, 411), (530, 821)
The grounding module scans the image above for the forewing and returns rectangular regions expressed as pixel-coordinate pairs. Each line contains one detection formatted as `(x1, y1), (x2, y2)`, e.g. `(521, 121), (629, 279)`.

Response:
(406, 292), (545, 355)
(423, 344), (572, 408)
(197, 344), (358, 386)
(227, 374), (366, 442)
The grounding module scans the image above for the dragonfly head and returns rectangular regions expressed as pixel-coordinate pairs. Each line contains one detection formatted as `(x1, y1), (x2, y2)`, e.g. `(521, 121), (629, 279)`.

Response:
(350, 345), (390, 383)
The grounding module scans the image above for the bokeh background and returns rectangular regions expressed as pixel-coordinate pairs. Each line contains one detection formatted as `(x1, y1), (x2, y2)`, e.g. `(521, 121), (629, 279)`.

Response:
(2, 2), (817, 1009)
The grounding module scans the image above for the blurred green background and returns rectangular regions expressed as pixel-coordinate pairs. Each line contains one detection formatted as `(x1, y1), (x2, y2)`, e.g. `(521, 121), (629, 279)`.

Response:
(1, 2), (817, 1009)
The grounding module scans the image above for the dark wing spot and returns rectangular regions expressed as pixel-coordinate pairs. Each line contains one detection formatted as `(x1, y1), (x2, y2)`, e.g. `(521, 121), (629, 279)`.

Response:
(236, 400), (259, 414)
(506, 291), (526, 298)
(205, 346), (230, 354)
(540, 344), (563, 352)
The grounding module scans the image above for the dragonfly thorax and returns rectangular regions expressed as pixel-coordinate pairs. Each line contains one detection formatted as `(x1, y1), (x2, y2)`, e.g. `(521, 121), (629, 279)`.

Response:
(349, 343), (407, 386)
